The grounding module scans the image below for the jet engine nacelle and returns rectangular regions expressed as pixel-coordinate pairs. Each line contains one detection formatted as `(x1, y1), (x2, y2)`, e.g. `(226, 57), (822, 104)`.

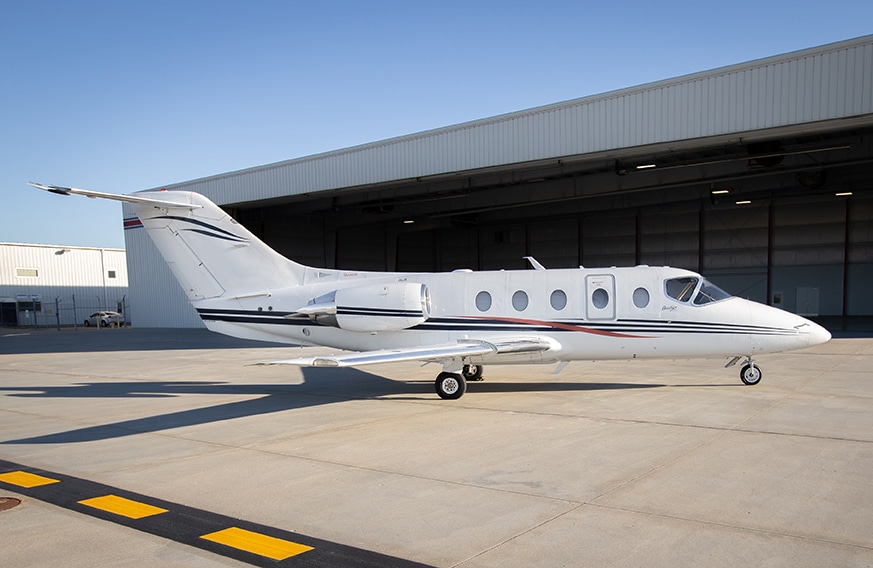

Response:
(305, 282), (431, 332)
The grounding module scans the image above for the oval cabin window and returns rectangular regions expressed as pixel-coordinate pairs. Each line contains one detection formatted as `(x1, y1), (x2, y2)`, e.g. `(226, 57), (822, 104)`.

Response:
(512, 290), (529, 311)
(550, 289), (567, 310)
(633, 287), (650, 308)
(592, 288), (609, 309)
(475, 291), (492, 312)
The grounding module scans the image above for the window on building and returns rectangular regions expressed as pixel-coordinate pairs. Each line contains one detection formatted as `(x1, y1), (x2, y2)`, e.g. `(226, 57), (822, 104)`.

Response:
(15, 268), (38, 278)
(108, 270), (117, 279)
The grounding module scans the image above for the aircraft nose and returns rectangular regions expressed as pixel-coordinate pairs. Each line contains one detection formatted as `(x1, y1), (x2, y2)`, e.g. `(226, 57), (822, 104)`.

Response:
(806, 321), (832, 347)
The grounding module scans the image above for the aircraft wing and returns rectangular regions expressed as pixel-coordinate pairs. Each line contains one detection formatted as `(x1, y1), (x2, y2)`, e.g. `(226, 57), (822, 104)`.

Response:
(28, 182), (202, 209)
(259, 337), (557, 368)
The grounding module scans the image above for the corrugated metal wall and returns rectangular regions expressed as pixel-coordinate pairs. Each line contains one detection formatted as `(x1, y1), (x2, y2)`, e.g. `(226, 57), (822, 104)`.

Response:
(160, 35), (873, 206)
(0, 243), (128, 327)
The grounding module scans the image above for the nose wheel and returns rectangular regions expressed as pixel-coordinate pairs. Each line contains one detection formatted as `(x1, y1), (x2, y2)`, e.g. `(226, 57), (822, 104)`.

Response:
(740, 362), (762, 385)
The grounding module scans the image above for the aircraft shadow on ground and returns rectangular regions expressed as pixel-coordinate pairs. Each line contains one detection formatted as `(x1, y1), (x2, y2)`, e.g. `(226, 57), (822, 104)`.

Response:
(0, 368), (671, 445)
(0, 328), (290, 355)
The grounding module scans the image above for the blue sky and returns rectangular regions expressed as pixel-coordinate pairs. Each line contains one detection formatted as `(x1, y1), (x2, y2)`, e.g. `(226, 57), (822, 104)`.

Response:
(3, 1), (871, 249)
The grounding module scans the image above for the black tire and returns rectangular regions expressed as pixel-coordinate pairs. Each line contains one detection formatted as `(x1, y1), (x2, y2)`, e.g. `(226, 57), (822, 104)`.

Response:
(740, 364), (762, 385)
(462, 364), (484, 381)
(435, 372), (466, 399)
(100, 319), (107, 328)
(83, 320), (90, 327)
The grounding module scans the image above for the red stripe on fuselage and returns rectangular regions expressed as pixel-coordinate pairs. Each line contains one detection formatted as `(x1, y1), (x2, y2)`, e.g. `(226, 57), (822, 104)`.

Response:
(466, 316), (649, 338)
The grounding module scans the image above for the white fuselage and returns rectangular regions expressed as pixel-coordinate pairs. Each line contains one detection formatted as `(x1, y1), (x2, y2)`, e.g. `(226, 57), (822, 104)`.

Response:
(194, 264), (828, 363)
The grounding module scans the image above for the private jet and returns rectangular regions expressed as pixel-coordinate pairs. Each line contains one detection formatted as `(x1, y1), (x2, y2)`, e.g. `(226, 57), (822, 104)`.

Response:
(30, 182), (831, 399)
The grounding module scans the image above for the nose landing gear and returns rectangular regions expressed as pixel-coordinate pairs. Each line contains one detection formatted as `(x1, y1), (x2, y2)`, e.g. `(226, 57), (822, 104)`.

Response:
(740, 362), (762, 385)
(727, 356), (763, 385)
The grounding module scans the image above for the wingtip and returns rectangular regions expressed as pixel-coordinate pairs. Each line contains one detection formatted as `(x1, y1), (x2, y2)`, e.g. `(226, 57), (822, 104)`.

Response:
(28, 181), (71, 195)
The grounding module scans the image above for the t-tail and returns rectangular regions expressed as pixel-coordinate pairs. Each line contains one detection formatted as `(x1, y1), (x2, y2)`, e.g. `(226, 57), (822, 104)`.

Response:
(29, 183), (306, 300)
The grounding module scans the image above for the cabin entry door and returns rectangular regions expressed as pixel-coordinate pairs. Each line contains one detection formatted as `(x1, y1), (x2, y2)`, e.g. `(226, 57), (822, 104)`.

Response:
(585, 274), (616, 320)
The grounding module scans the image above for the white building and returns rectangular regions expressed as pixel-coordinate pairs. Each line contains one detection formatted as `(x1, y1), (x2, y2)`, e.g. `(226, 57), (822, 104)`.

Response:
(0, 242), (128, 327)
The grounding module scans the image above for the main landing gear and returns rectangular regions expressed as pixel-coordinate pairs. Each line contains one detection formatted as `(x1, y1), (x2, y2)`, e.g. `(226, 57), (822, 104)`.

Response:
(435, 372), (465, 399)
(435, 364), (484, 399)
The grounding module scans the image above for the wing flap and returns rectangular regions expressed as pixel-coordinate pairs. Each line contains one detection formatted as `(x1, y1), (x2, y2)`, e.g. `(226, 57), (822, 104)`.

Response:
(258, 337), (558, 368)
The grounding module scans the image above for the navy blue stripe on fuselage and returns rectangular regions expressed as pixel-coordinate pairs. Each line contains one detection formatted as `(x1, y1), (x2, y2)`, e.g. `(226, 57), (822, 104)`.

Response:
(337, 307), (425, 318)
(194, 309), (796, 337)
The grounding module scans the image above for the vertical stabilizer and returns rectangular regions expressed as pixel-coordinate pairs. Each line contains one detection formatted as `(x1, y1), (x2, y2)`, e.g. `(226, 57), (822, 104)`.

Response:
(129, 191), (306, 300)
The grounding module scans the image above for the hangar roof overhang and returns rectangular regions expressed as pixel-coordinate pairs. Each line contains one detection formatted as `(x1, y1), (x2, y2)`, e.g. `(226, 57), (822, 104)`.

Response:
(158, 35), (873, 227)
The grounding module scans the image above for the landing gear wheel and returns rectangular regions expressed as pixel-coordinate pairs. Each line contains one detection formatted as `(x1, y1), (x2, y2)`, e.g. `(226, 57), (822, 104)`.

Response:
(435, 372), (466, 399)
(462, 364), (484, 382)
(740, 364), (762, 385)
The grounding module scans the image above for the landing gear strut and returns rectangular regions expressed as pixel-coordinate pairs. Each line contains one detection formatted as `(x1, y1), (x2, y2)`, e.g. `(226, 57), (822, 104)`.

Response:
(435, 372), (466, 399)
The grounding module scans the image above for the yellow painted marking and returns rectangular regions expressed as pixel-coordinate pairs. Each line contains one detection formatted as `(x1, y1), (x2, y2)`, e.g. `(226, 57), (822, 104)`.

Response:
(200, 527), (313, 560)
(78, 494), (168, 519)
(0, 471), (60, 488)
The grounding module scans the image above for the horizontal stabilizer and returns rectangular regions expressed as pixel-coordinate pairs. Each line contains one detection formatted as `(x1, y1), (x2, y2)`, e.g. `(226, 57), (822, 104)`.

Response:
(28, 182), (202, 209)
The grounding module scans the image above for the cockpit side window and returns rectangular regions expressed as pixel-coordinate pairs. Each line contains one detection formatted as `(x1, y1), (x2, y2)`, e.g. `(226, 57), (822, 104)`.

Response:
(665, 276), (733, 305)
(693, 280), (732, 305)
(665, 277), (698, 302)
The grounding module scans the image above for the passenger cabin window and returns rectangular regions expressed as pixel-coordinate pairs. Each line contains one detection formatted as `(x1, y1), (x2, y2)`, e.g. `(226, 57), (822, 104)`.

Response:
(633, 287), (650, 309)
(512, 290), (528, 311)
(475, 291), (492, 312)
(665, 277), (732, 306)
(550, 289), (567, 310)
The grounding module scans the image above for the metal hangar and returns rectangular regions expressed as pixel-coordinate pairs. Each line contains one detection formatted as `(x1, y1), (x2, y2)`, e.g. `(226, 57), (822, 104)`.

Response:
(124, 35), (873, 330)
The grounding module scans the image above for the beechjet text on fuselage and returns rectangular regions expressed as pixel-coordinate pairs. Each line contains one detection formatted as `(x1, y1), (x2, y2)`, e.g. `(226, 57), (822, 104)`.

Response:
(29, 182), (831, 399)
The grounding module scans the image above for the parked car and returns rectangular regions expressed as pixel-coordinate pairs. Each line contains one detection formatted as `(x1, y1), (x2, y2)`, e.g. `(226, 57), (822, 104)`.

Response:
(84, 311), (124, 327)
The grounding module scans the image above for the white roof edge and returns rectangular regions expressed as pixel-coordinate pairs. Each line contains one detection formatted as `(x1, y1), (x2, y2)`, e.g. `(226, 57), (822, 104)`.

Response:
(0, 242), (125, 252)
(150, 34), (873, 194)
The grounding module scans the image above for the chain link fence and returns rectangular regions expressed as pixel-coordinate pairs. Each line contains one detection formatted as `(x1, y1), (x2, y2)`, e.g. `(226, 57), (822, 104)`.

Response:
(1, 294), (131, 329)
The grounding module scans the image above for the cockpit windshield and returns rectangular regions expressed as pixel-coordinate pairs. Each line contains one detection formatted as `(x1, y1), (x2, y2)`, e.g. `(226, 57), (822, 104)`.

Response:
(665, 276), (732, 306)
